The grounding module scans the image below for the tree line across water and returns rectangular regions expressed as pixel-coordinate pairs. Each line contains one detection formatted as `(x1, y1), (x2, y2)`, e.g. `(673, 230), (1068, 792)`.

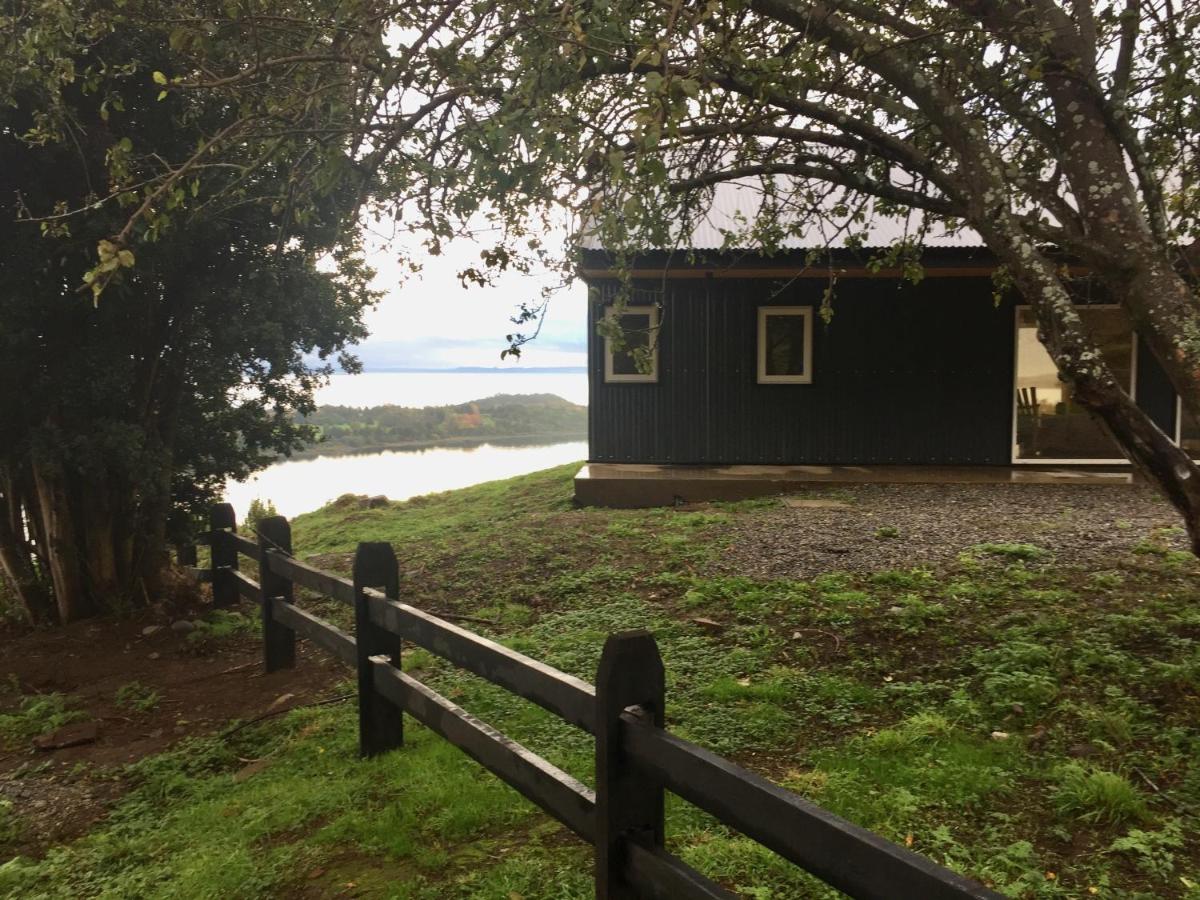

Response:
(295, 394), (587, 458)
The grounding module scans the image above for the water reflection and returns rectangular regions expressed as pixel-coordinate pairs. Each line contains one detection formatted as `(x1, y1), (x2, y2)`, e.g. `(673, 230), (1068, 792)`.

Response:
(223, 439), (587, 520)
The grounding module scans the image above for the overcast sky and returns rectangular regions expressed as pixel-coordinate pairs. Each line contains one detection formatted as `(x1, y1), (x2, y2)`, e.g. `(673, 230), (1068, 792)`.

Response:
(353, 220), (588, 370)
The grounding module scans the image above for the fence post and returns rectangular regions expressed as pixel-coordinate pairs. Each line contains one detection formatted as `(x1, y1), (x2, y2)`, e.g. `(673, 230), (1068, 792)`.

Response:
(594, 630), (666, 899)
(177, 544), (197, 567)
(209, 503), (238, 608)
(353, 541), (403, 757)
(256, 515), (296, 672)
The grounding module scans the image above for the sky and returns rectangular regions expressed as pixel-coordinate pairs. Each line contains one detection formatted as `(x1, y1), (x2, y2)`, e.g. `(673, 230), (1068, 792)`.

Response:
(352, 219), (589, 371)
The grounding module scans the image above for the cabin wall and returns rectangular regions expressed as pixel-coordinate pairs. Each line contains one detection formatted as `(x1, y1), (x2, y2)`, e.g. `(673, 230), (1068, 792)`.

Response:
(587, 277), (1180, 466)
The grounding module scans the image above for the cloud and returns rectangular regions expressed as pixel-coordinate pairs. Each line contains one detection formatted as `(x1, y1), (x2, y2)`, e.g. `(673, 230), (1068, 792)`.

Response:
(355, 219), (588, 370)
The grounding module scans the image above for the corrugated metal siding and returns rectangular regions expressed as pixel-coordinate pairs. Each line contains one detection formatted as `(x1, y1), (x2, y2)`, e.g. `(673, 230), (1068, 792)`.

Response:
(589, 277), (1015, 465)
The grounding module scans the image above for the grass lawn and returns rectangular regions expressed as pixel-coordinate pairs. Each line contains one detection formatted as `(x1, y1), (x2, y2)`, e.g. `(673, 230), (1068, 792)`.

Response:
(2, 463), (1199, 898)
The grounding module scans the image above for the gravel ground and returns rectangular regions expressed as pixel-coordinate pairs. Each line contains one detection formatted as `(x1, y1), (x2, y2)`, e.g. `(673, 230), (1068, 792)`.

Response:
(717, 483), (1191, 580)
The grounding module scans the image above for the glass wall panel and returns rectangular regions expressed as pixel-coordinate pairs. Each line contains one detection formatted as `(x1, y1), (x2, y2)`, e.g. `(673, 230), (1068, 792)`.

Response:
(1014, 307), (1134, 461)
(1181, 404), (1200, 457)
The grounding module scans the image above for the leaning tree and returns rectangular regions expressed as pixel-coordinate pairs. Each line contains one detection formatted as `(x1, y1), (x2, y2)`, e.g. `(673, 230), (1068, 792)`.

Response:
(8, 2), (1200, 550)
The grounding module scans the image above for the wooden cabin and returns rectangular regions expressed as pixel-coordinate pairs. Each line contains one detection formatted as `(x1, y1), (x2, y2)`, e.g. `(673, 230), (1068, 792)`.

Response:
(573, 187), (1197, 505)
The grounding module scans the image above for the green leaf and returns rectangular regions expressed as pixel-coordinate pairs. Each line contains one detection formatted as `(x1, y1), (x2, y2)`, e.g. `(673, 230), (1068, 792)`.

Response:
(152, 71), (168, 85)
(157, 90), (168, 101)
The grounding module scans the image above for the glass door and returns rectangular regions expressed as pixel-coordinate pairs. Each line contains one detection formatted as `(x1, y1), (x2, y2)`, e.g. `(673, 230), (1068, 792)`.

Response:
(1013, 307), (1135, 462)
(1180, 401), (1200, 457)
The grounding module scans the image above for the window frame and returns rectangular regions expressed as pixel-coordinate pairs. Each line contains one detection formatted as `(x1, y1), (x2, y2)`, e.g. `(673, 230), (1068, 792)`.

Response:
(756, 305), (814, 385)
(1173, 396), (1200, 462)
(603, 304), (660, 384)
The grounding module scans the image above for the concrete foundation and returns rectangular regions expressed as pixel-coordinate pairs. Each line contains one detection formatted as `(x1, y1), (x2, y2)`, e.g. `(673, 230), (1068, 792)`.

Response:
(573, 463), (1136, 508)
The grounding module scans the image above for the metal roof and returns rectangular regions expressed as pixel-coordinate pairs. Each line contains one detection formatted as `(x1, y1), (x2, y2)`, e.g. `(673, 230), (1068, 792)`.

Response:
(579, 178), (985, 251)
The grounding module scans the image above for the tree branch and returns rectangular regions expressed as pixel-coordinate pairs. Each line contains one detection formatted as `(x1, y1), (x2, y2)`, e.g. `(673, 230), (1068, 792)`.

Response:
(668, 163), (961, 217)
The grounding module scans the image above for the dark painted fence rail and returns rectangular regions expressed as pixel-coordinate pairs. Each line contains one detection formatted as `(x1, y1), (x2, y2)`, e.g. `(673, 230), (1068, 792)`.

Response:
(185, 502), (1000, 900)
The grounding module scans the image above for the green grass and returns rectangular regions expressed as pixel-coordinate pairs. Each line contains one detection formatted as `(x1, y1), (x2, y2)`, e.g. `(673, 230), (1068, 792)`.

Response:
(0, 694), (87, 747)
(114, 682), (161, 714)
(1051, 764), (1149, 826)
(4, 464), (1200, 898)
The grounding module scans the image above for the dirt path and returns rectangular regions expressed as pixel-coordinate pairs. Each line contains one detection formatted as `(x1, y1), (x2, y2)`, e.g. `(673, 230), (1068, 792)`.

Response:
(0, 600), (344, 857)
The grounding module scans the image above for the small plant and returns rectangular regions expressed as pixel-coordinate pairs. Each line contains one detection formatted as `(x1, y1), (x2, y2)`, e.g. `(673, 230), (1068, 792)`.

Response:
(114, 682), (160, 713)
(1089, 570), (1124, 590)
(869, 568), (934, 590)
(887, 593), (947, 633)
(1051, 763), (1147, 825)
(0, 798), (21, 845)
(973, 543), (1048, 562)
(185, 609), (258, 648)
(1133, 538), (1169, 557)
(0, 693), (86, 745)
(874, 525), (901, 539)
(1108, 819), (1184, 880)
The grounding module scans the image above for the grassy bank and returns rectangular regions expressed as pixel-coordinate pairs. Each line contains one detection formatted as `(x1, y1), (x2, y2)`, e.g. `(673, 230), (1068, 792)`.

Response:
(3, 464), (1199, 898)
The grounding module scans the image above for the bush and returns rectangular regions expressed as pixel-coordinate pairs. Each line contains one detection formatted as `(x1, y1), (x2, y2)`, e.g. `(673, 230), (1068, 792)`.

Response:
(244, 497), (280, 535)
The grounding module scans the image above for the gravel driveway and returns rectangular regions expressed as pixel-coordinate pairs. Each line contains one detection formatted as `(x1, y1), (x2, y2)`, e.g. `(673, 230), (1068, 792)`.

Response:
(718, 483), (1190, 579)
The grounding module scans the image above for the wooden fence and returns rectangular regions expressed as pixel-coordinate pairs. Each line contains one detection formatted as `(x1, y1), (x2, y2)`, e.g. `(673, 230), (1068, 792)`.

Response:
(187, 502), (1001, 900)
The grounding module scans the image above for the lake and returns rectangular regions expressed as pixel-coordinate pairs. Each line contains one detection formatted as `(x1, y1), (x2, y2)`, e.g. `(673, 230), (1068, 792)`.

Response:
(223, 370), (590, 519)
(224, 439), (587, 520)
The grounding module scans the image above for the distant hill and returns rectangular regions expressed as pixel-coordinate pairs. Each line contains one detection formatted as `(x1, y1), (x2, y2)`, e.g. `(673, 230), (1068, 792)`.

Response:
(294, 393), (587, 458)
(363, 366), (587, 374)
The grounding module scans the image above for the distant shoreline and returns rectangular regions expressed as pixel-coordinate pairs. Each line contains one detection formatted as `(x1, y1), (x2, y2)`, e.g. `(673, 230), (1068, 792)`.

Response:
(354, 366), (587, 374)
(285, 431), (588, 461)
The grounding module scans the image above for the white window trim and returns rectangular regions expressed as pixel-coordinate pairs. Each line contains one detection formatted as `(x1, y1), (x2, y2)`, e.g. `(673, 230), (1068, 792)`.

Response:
(603, 305), (659, 383)
(1011, 304), (1137, 465)
(1173, 396), (1200, 462)
(757, 306), (814, 385)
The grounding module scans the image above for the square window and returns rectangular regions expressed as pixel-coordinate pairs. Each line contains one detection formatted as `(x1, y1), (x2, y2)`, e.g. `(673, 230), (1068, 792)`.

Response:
(757, 306), (813, 384)
(604, 305), (659, 383)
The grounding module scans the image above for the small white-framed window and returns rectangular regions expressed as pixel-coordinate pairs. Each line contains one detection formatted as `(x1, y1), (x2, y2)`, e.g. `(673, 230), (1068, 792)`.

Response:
(603, 305), (659, 383)
(757, 306), (814, 384)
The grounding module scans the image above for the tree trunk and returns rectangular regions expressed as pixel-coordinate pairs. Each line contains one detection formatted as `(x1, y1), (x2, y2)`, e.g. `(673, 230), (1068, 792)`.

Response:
(30, 455), (95, 623)
(81, 489), (121, 611)
(1036, 53), (1200, 420)
(1106, 256), (1200, 422)
(0, 467), (53, 624)
(988, 228), (1200, 554)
